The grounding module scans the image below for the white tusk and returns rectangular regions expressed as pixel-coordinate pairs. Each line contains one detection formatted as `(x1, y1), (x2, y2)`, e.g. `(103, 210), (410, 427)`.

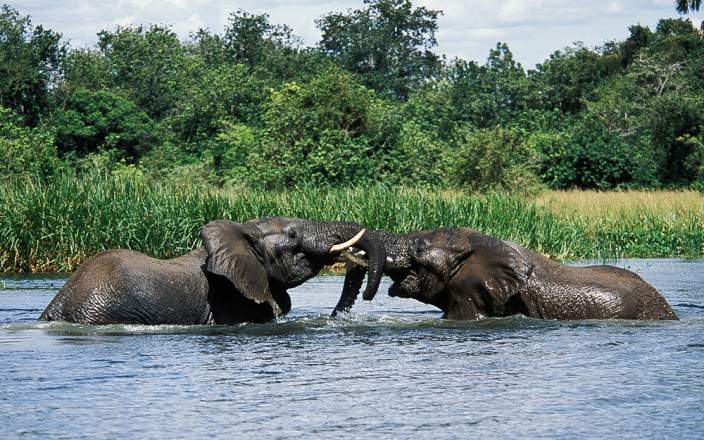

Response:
(330, 229), (365, 252)
(341, 250), (369, 267)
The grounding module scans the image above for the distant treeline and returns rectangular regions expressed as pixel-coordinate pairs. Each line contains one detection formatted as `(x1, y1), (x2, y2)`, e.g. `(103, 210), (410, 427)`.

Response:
(1, 1), (703, 191)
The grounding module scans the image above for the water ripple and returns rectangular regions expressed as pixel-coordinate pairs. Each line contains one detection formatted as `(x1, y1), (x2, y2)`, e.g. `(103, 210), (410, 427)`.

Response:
(0, 260), (703, 439)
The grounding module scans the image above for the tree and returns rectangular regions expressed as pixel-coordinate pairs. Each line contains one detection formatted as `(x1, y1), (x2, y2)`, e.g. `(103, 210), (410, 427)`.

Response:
(96, 25), (187, 119)
(195, 12), (324, 84)
(0, 106), (59, 177)
(619, 25), (653, 67)
(448, 43), (529, 127)
(450, 127), (541, 192)
(676, 0), (702, 13)
(317, 0), (442, 99)
(167, 63), (269, 147)
(529, 43), (620, 113)
(59, 48), (111, 96)
(0, 5), (64, 125)
(223, 9), (299, 66)
(50, 90), (156, 161)
(236, 67), (396, 187)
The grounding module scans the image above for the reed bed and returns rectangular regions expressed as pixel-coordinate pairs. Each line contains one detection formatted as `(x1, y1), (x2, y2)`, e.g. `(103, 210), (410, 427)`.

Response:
(0, 174), (702, 272)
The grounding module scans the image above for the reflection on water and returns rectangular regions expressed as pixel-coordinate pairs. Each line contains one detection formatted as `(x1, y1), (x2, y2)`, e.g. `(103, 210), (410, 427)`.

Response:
(1, 259), (703, 439)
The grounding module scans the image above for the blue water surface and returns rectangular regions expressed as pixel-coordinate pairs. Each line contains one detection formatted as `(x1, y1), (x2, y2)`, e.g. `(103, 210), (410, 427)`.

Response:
(1, 259), (702, 439)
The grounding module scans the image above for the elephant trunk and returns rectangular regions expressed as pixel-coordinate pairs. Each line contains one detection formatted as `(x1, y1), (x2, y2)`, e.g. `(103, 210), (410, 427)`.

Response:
(335, 230), (411, 302)
(357, 231), (386, 300)
(303, 221), (386, 303)
(330, 230), (419, 313)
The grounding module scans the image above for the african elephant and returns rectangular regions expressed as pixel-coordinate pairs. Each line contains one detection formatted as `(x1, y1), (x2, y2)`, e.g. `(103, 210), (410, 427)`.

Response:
(333, 228), (678, 321)
(40, 217), (385, 325)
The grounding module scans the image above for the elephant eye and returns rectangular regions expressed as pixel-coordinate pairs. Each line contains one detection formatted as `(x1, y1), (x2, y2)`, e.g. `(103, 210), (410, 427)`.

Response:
(287, 229), (297, 239)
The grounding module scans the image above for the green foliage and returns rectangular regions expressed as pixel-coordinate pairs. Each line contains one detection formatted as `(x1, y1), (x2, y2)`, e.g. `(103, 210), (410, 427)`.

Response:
(1, 173), (701, 272)
(0, 106), (61, 178)
(530, 43), (621, 113)
(166, 63), (268, 148)
(0, 5), (64, 124)
(650, 94), (704, 185)
(1, 6), (704, 192)
(317, 0), (442, 99)
(49, 89), (156, 161)
(449, 127), (542, 192)
(96, 25), (187, 119)
(60, 48), (111, 95)
(223, 9), (298, 66)
(447, 43), (529, 127)
(387, 120), (449, 186)
(211, 122), (258, 185)
(537, 118), (658, 189)
(619, 25), (653, 67)
(192, 13), (324, 85)
(243, 68), (388, 187)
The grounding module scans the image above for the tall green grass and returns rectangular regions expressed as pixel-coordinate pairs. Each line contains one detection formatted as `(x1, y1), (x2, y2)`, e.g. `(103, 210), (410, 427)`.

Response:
(0, 174), (702, 272)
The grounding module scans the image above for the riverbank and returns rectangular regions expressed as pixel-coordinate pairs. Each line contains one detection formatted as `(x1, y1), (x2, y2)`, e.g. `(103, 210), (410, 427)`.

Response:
(0, 174), (702, 272)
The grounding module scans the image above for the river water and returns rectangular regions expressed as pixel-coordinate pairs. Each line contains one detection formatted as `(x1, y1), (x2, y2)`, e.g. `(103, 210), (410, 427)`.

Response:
(1, 259), (702, 439)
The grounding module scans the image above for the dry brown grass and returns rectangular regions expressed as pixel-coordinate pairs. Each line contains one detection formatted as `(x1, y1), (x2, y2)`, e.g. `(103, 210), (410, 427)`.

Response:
(535, 190), (704, 220)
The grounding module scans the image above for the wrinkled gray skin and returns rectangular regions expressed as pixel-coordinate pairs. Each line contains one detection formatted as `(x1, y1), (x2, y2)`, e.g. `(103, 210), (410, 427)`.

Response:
(334, 228), (678, 321)
(40, 217), (385, 325)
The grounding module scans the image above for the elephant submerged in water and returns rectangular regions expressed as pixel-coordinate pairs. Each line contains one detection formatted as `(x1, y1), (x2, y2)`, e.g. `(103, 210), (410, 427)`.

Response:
(333, 228), (678, 321)
(40, 217), (386, 325)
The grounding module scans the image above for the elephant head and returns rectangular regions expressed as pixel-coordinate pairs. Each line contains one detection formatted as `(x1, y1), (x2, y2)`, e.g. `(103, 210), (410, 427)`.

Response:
(388, 228), (532, 319)
(202, 217), (386, 317)
(334, 228), (531, 319)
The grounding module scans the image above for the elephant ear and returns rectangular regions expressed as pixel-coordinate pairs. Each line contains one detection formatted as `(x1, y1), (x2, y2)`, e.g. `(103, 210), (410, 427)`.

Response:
(451, 231), (532, 315)
(201, 220), (280, 314)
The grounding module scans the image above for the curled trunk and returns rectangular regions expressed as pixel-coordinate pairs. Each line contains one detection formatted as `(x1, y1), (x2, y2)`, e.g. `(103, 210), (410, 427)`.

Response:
(301, 221), (387, 309)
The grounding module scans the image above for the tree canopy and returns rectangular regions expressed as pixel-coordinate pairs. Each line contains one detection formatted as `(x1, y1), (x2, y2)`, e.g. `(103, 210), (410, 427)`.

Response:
(1, 2), (703, 191)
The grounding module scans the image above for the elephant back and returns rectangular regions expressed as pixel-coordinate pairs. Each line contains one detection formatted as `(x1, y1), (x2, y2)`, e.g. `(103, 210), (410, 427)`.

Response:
(40, 249), (212, 324)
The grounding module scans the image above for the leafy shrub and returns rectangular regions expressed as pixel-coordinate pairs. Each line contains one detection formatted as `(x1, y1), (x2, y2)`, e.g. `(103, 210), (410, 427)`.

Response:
(387, 120), (450, 186)
(210, 122), (259, 186)
(50, 89), (156, 161)
(241, 67), (392, 187)
(0, 106), (61, 178)
(649, 95), (704, 185)
(448, 126), (542, 192)
(166, 63), (269, 149)
(537, 119), (658, 189)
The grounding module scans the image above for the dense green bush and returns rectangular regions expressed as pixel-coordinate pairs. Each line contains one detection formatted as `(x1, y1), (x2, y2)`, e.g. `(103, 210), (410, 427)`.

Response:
(2, 3), (704, 192)
(229, 68), (394, 188)
(537, 119), (657, 189)
(166, 63), (269, 148)
(450, 127), (541, 192)
(650, 95), (704, 185)
(0, 5), (64, 125)
(0, 107), (61, 178)
(50, 89), (156, 161)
